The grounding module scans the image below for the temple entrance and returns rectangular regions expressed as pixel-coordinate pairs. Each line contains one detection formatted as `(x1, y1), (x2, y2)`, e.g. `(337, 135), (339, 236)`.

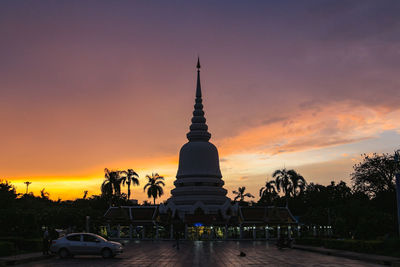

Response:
(187, 225), (225, 240)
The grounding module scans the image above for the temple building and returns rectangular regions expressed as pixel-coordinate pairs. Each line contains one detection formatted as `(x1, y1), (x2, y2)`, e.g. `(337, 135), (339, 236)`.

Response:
(104, 60), (298, 240)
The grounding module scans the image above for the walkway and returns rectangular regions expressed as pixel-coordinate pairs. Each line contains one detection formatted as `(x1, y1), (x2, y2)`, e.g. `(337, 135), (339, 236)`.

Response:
(17, 241), (387, 266)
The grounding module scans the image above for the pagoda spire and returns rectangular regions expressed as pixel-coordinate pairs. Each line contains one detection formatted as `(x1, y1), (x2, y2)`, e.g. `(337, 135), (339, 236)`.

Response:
(196, 57), (201, 97)
(186, 58), (211, 142)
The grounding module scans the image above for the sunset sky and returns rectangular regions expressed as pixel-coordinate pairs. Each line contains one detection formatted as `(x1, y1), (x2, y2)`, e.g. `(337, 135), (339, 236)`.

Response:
(1, 1), (400, 202)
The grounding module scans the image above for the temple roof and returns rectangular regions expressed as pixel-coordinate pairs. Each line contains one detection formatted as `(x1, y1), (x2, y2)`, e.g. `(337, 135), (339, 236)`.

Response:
(240, 206), (297, 225)
(104, 205), (298, 225)
(104, 206), (157, 224)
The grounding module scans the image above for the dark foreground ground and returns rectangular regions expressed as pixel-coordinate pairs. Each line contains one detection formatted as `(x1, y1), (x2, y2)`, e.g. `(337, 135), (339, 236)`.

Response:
(20, 240), (381, 267)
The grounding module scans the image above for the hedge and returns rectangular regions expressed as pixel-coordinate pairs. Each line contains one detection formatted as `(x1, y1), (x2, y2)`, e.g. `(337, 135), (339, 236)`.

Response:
(0, 241), (15, 257)
(0, 238), (42, 256)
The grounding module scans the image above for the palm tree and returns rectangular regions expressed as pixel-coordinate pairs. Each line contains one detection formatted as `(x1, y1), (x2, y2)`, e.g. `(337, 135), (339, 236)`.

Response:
(260, 180), (276, 196)
(232, 186), (254, 203)
(24, 181), (32, 194)
(82, 190), (88, 199)
(273, 168), (292, 206)
(287, 169), (306, 197)
(259, 180), (277, 204)
(120, 169), (140, 200)
(273, 168), (306, 206)
(143, 173), (165, 205)
(101, 168), (123, 198)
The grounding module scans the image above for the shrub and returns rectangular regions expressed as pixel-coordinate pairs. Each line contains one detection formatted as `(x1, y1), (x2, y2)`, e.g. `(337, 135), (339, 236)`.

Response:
(0, 237), (42, 253)
(18, 239), (42, 252)
(0, 241), (15, 256)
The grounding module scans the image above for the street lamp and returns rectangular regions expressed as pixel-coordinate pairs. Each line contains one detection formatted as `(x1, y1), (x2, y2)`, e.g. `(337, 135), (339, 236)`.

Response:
(394, 149), (400, 237)
(24, 181), (32, 194)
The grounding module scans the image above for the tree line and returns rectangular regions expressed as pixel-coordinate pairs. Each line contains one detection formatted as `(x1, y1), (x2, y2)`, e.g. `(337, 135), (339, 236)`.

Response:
(232, 153), (400, 239)
(0, 152), (398, 239)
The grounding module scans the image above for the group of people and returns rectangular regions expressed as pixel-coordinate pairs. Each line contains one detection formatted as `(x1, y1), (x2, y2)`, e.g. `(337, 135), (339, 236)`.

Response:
(42, 228), (59, 255)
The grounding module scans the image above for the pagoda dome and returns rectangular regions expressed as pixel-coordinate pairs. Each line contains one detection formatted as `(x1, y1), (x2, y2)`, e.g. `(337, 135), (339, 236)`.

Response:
(177, 141), (222, 179)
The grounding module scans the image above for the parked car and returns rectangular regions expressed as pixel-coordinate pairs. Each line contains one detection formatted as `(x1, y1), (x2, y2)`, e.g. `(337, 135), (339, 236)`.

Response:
(50, 233), (123, 258)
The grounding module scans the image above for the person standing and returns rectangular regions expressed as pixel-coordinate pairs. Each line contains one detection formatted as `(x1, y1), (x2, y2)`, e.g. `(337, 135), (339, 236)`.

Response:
(173, 225), (180, 250)
(42, 228), (49, 255)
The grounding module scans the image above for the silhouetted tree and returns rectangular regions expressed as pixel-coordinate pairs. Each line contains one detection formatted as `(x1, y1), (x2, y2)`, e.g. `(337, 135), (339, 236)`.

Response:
(232, 186), (254, 203)
(288, 169), (306, 197)
(273, 168), (291, 207)
(259, 180), (278, 205)
(144, 173), (165, 205)
(120, 169), (139, 200)
(0, 180), (17, 208)
(273, 168), (306, 206)
(83, 190), (88, 199)
(351, 153), (399, 197)
(40, 188), (49, 199)
(101, 168), (123, 198)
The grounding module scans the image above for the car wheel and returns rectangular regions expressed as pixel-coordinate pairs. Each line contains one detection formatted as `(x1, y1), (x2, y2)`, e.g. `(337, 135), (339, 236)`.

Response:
(58, 248), (69, 259)
(101, 248), (113, 259)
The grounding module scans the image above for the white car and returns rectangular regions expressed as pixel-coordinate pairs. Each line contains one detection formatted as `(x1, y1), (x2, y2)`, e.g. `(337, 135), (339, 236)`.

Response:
(50, 233), (123, 258)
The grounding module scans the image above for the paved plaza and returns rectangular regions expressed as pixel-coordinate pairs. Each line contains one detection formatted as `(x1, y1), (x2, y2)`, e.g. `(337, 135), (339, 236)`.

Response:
(20, 241), (381, 267)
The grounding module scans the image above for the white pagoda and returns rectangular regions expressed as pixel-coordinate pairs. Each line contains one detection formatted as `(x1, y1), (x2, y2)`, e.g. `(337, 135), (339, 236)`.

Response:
(160, 59), (234, 221)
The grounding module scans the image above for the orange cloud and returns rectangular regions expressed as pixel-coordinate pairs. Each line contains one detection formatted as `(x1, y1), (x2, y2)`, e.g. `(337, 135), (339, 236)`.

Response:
(217, 101), (400, 156)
